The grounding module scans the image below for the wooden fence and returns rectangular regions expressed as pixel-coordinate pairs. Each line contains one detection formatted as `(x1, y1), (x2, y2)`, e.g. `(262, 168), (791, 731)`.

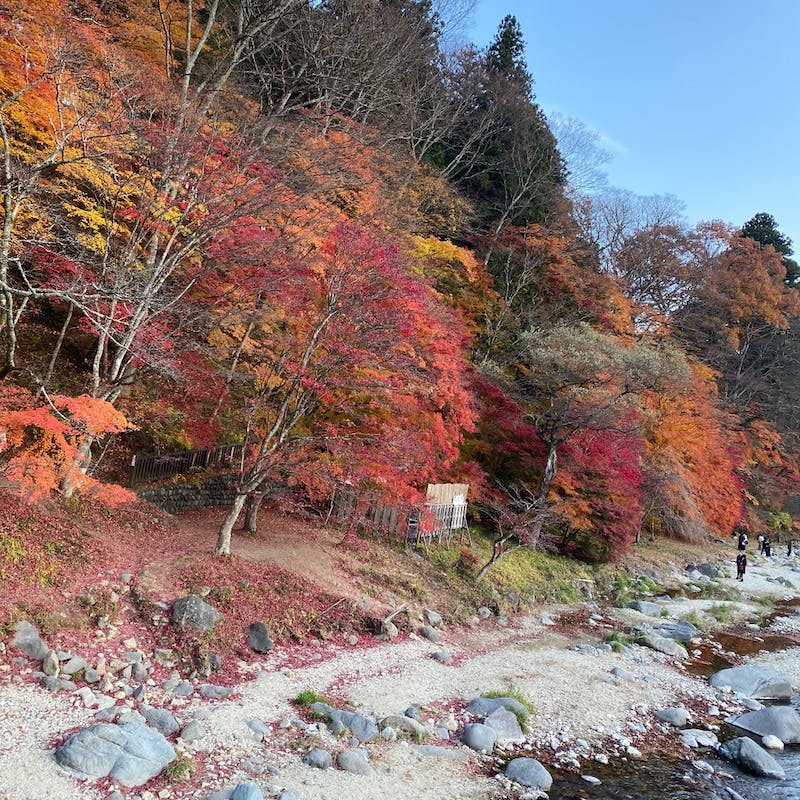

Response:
(327, 485), (470, 547)
(129, 443), (244, 488)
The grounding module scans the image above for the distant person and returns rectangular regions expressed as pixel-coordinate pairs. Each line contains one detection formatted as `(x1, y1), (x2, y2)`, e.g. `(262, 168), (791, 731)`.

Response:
(758, 534), (765, 553)
(737, 530), (748, 551)
(764, 538), (772, 557)
(788, 539), (794, 557)
(736, 552), (747, 581)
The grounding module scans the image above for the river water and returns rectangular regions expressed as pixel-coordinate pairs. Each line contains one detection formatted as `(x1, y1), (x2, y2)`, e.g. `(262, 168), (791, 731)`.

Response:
(545, 603), (800, 800)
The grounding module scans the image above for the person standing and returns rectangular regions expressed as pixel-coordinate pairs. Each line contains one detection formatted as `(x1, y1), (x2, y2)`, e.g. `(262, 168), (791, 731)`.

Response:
(758, 534), (765, 553)
(764, 538), (772, 557)
(736, 552), (747, 581)
(738, 530), (748, 551)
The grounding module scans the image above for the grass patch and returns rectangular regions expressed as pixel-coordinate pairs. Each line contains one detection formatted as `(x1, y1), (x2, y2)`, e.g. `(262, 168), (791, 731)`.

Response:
(706, 603), (734, 624)
(757, 596), (776, 607)
(294, 689), (332, 707)
(162, 754), (193, 784)
(481, 687), (535, 731)
(468, 529), (594, 603)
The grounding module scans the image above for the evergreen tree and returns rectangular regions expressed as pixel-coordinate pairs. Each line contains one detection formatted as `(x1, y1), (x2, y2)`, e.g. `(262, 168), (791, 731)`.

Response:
(740, 212), (799, 287)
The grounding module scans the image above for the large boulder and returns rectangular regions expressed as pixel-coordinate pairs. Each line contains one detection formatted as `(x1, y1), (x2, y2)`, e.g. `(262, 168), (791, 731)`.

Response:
(55, 721), (175, 787)
(380, 714), (428, 738)
(652, 620), (700, 643)
(467, 696), (528, 719)
(504, 758), (553, 791)
(336, 749), (372, 776)
(655, 707), (689, 728)
(247, 622), (273, 654)
(140, 705), (180, 737)
(709, 665), (792, 700)
(626, 600), (662, 617)
(484, 707), (524, 743)
(231, 783), (264, 800)
(302, 748), (332, 770)
(329, 711), (379, 742)
(13, 621), (50, 660)
(718, 736), (785, 779)
(637, 632), (688, 658)
(729, 706), (800, 743)
(171, 595), (222, 632)
(461, 723), (496, 753)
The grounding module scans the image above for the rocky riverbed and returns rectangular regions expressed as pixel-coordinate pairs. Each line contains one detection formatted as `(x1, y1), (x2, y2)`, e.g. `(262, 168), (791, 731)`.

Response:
(2, 549), (800, 800)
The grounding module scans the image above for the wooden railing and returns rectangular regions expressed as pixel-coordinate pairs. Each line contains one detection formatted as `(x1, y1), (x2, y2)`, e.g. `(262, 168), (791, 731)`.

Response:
(327, 485), (470, 546)
(129, 443), (244, 488)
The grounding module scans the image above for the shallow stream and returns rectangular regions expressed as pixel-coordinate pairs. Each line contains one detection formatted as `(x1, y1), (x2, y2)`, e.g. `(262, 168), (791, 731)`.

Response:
(546, 601), (800, 800)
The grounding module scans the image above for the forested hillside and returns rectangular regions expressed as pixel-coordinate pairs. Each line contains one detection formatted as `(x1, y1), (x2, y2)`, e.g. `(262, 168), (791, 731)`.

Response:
(2, 0), (798, 565)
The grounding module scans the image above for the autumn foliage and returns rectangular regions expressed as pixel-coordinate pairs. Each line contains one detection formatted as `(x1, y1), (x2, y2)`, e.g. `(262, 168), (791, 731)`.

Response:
(1, 0), (797, 565)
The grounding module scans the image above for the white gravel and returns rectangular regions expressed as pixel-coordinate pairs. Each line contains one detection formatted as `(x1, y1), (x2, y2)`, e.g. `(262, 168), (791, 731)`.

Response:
(2, 550), (799, 800)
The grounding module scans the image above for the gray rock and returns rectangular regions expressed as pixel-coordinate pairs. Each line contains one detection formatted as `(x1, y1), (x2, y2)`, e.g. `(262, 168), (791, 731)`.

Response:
(423, 609), (443, 627)
(42, 650), (60, 677)
(730, 706), (800, 743)
(461, 722), (496, 753)
(302, 748), (332, 770)
(627, 600), (663, 616)
(718, 736), (785, 779)
(467, 696), (528, 719)
(638, 632), (688, 658)
(655, 707), (689, 728)
(309, 701), (335, 718)
(431, 650), (452, 664)
(611, 667), (635, 681)
(681, 729), (718, 748)
(230, 782), (263, 800)
(199, 684), (234, 699)
(540, 614), (556, 625)
(62, 656), (88, 675)
(382, 620), (398, 639)
(277, 791), (300, 800)
(83, 668), (100, 684)
(709, 665), (792, 700)
(41, 676), (76, 692)
(247, 622), (273, 654)
(484, 707), (524, 743)
(762, 735), (784, 750)
(247, 719), (271, 740)
(172, 680), (195, 697)
(336, 749), (372, 775)
(504, 757), (553, 791)
(652, 620), (700, 643)
(171, 595), (222, 632)
(13, 621), (49, 660)
(131, 662), (149, 682)
(741, 698), (764, 711)
(413, 745), (468, 761)
(696, 563), (719, 578)
(419, 625), (440, 643)
(380, 714), (428, 738)
(55, 721), (174, 787)
(180, 721), (205, 742)
(140, 705), (180, 737)
(329, 711), (379, 742)
(477, 606), (493, 618)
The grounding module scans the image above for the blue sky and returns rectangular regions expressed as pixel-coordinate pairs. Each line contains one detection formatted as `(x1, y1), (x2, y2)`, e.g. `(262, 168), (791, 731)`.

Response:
(468, 0), (800, 249)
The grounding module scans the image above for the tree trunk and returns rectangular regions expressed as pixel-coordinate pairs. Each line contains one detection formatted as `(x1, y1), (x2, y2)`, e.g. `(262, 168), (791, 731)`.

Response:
(243, 492), (264, 534)
(61, 434), (93, 497)
(476, 534), (519, 581)
(215, 493), (247, 555)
